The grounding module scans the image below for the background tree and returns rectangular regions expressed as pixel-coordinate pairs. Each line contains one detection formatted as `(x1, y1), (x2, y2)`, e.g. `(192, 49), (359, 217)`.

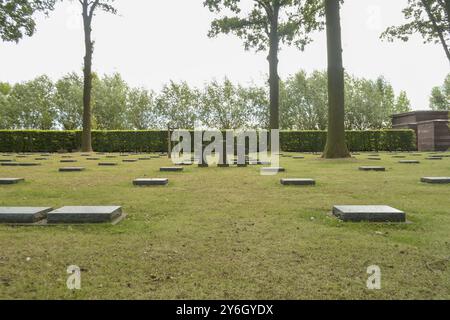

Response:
(53, 72), (83, 130)
(0, 0), (55, 42)
(199, 78), (265, 129)
(280, 70), (328, 129)
(7, 75), (56, 129)
(204, 0), (324, 130)
(430, 73), (450, 110)
(78, 0), (118, 151)
(93, 73), (128, 130)
(126, 87), (160, 130)
(322, 0), (350, 158)
(156, 81), (200, 129)
(382, 0), (450, 63)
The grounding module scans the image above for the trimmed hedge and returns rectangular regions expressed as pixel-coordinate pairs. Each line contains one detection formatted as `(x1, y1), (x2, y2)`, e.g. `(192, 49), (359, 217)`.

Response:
(0, 129), (416, 153)
(280, 130), (416, 152)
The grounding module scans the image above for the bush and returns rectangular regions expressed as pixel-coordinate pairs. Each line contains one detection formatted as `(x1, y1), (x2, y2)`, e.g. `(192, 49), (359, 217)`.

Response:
(0, 129), (416, 153)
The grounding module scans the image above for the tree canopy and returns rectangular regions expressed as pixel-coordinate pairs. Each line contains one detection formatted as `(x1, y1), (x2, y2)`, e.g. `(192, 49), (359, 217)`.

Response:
(0, 0), (55, 42)
(382, 0), (450, 62)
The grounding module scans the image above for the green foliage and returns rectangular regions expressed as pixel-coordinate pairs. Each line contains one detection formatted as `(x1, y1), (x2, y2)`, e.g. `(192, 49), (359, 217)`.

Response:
(199, 78), (268, 129)
(381, 0), (450, 61)
(204, 0), (324, 52)
(53, 72), (83, 130)
(6, 75), (56, 130)
(430, 74), (450, 110)
(281, 71), (411, 130)
(0, 129), (416, 153)
(93, 73), (129, 130)
(0, 0), (55, 42)
(126, 87), (159, 130)
(0, 71), (412, 131)
(281, 129), (416, 152)
(280, 70), (328, 130)
(156, 81), (200, 129)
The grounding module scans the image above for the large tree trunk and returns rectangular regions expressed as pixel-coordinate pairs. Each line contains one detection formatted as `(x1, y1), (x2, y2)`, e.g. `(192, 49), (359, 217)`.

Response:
(268, 8), (280, 130)
(322, 0), (350, 159)
(81, 2), (93, 152)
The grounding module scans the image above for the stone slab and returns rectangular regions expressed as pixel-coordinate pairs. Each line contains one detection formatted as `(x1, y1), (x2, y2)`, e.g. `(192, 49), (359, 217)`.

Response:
(332, 205), (406, 222)
(60, 160), (77, 163)
(123, 159), (138, 163)
(133, 178), (169, 186)
(160, 167), (183, 172)
(0, 178), (25, 185)
(261, 167), (286, 173)
(87, 158), (100, 161)
(421, 177), (450, 184)
(47, 206), (122, 224)
(1, 162), (41, 167)
(0, 207), (52, 223)
(359, 166), (385, 171)
(399, 160), (420, 164)
(368, 157), (381, 161)
(0, 159), (14, 162)
(293, 156), (305, 159)
(281, 178), (315, 186)
(59, 167), (85, 172)
(426, 157), (442, 160)
(138, 157), (152, 161)
(98, 162), (118, 166)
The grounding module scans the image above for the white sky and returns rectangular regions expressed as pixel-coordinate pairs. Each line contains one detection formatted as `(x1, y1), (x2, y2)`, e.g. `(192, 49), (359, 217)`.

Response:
(0, 0), (448, 110)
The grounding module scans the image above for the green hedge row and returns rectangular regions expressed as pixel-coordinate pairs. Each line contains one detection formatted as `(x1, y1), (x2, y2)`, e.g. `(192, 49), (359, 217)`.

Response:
(280, 130), (416, 152)
(0, 129), (416, 153)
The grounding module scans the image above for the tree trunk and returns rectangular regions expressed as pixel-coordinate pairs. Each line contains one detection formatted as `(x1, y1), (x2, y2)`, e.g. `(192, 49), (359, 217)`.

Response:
(81, 2), (93, 152)
(268, 8), (280, 130)
(322, 0), (350, 159)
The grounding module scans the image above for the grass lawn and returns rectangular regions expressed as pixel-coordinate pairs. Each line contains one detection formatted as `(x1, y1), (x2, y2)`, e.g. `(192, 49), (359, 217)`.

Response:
(0, 151), (449, 299)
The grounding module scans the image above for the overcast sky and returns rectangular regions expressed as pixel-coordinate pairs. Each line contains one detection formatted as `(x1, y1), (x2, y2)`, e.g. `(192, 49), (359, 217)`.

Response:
(0, 0), (448, 110)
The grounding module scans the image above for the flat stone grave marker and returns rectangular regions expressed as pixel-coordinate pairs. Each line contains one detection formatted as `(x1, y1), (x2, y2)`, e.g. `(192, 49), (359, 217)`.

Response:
(40, 154), (51, 156)
(281, 178), (315, 186)
(98, 162), (118, 166)
(34, 158), (48, 161)
(293, 156), (305, 159)
(59, 167), (85, 172)
(0, 207), (52, 223)
(359, 166), (386, 171)
(139, 157), (152, 160)
(0, 178), (25, 185)
(426, 157), (442, 160)
(392, 155), (406, 158)
(0, 159), (14, 163)
(368, 154), (380, 157)
(421, 177), (450, 184)
(133, 178), (169, 186)
(16, 155), (28, 158)
(81, 154), (91, 156)
(160, 167), (183, 172)
(261, 167), (285, 173)
(332, 205), (406, 222)
(399, 160), (420, 164)
(47, 206), (122, 224)
(106, 156), (117, 158)
(368, 157), (381, 160)
(61, 156), (73, 158)
(60, 160), (77, 163)
(123, 159), (138, 163)
(1, 162), (41, 167)
(87, 157), (100, 161)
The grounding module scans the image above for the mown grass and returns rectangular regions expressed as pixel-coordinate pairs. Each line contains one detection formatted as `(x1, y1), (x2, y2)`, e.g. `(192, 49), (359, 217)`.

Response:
(0, 151), (449, 299)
